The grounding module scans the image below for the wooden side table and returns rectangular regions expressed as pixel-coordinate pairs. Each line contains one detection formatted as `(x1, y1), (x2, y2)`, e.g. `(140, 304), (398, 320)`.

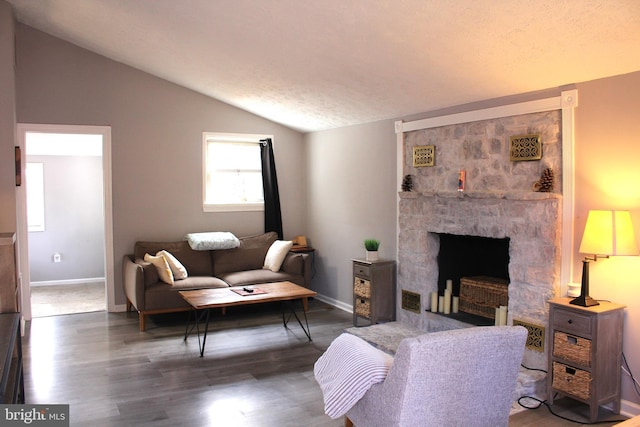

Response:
(352, 259), (396, 326)
(547, 297), (625, 422)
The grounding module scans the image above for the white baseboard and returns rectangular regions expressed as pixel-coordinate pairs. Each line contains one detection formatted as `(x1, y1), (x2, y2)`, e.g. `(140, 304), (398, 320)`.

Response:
(314, 293), (352, 314)
(621, 399), (640, 418)
(30, 277), (105, 287)
(111, 303), (128, 313)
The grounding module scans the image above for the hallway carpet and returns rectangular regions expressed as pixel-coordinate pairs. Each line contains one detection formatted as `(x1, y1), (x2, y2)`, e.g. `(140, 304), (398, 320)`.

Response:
(30, 282), (105, 317)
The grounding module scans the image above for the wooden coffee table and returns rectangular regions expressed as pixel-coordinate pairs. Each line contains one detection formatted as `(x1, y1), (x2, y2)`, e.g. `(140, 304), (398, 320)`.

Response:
(180, 281), (317, 357)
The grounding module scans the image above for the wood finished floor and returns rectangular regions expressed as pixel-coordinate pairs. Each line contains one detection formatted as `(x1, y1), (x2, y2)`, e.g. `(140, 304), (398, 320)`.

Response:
(22, 300), (627, 426)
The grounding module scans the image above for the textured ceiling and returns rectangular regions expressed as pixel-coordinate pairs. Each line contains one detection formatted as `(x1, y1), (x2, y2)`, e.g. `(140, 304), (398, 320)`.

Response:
(7, 0), (640, 132)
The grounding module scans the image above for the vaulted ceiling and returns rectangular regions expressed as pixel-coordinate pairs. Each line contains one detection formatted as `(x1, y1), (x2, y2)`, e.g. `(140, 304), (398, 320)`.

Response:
(7, 0), (640, 132)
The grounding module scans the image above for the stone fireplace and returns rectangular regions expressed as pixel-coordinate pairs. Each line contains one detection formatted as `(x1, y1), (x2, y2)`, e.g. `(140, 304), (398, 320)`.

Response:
(396, 108), (565, 371)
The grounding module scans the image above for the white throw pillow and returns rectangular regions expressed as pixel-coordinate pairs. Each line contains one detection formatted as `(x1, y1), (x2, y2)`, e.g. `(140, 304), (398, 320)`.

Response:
(156, 250), (188, 280)
(263, 240), (293, 272)
(144, 253), (174, 285)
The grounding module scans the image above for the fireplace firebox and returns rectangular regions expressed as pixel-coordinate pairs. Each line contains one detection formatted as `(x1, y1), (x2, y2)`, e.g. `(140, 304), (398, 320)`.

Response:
(436, 233), (510, 295)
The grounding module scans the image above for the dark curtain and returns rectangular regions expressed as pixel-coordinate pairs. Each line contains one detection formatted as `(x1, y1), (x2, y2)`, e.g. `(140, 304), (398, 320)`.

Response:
(260, 138), (283, 239)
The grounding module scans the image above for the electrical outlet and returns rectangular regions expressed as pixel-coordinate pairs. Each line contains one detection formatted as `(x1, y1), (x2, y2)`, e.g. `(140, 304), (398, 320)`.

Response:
(53, 253), (61, 263)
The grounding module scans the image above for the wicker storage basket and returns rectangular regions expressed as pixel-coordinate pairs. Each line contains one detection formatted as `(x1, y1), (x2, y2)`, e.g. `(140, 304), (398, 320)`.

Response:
(459, 276), (509, 319)
(552, 362), (591, 400)
(355, 298), (371, 317)
(553, 332), (592, 367)
(354, 278), (371, 298)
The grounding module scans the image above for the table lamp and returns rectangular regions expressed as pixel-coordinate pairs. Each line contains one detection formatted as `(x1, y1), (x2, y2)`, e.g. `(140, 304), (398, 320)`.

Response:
(572, 210), (639, 307)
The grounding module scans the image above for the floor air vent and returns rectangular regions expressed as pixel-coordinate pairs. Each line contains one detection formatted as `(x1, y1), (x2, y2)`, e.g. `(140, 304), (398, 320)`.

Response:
(513, 319), (545, 352)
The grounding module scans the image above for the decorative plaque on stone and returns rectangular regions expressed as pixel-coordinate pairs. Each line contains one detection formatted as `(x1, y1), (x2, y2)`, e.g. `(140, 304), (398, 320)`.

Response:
(510, 134), (542, 161)
(413, 145), (435, 167)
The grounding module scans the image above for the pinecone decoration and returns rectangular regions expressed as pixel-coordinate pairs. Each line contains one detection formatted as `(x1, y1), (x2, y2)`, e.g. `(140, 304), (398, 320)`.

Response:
(402, 174), (414, 192)
(533, 168), (554, 192)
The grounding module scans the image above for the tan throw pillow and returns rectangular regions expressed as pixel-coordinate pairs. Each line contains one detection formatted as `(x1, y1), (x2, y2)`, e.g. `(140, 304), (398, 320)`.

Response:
(144, 253), (174, 285)
(156, 250), (188, 280)
(263, 240), (293, 272)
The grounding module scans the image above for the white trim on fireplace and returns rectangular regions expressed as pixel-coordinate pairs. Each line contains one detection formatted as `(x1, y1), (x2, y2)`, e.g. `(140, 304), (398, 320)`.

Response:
(395, 89), (578, 297)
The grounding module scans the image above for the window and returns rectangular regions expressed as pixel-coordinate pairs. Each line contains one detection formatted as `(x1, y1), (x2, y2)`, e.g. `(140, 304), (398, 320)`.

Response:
(26, 162), (45, 232)
(203, 133), (271, 212)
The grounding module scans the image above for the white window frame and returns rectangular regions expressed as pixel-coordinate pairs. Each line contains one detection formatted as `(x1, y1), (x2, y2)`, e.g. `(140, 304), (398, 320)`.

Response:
(203, 132), (272, 212)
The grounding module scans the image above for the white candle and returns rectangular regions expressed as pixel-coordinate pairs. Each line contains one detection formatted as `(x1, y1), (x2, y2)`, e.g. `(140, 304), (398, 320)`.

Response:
(444, 290), (451, 314)
(446, 280), (453, 293)
(452, 296), (459, 313)
(499, 305), (507, 326)
(438, 296), (444, 313)
(431, 292), (438, 313)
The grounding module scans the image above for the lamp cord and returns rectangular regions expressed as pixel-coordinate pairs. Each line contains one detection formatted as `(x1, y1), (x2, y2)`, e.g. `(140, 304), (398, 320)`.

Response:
(516, 395), (626, 425)
(622, 352), (640, 397)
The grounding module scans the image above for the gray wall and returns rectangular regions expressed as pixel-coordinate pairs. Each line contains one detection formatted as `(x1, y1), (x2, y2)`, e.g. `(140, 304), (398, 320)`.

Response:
(27, 155), (105, 283)
(15, 24), (307, 305)
(304, 120), (398, 307)
(0, 1), (16, 232)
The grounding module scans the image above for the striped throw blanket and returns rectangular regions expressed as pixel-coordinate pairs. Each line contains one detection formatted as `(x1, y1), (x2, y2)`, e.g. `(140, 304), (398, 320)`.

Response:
(314, 333), (393, 419)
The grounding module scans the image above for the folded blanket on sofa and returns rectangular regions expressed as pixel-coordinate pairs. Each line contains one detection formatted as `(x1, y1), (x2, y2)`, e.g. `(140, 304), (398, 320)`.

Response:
(314, 333), (393, 419)
(184, 232), (240, 250)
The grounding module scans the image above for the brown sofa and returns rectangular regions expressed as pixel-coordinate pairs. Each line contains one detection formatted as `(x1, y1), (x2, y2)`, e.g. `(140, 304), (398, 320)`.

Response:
(123, 232), (311, 330)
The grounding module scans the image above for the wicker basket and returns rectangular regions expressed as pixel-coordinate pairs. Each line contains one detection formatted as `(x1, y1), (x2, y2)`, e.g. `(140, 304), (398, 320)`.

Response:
(553, 332), (592, 367)
(355, 298), (371, 317)
(459, 276), (509, 319)
(552, 362), (591, 400)
(354, 278), (371, 298)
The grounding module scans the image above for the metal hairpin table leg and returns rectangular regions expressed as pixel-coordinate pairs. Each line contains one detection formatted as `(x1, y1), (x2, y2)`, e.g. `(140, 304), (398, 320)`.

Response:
(184, 308), (212, 357)
(282, 299), (312, 341)
(198, 308), (212, 357)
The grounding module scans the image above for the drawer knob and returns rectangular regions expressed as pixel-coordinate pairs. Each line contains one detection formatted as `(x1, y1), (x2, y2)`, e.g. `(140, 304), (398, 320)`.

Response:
(567, 319), (573, 324)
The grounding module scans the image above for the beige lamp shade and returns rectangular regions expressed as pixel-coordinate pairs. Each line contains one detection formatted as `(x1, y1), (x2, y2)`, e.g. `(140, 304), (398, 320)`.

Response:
(579, 210), (639, 256)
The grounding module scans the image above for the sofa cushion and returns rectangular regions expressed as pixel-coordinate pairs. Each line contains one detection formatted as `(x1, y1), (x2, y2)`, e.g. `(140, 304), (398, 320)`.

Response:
(212, 232), (278, 274)
(217, 269), (303, 287)
(157, 250), (188, 280)
(144, 253), (174, 285)
(135, 241), (213, 276)
(239, 231), (279, 248)
(167, 276), (229, 290)
(263, 240), (294, 272)
(143, 277), (229, 311)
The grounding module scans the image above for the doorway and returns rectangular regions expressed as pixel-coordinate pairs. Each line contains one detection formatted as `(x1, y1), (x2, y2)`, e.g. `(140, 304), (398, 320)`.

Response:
(16, 124), (114, 321)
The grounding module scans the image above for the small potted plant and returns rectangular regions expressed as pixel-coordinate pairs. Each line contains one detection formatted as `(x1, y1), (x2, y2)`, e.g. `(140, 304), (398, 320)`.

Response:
(364, 239), (380, 261)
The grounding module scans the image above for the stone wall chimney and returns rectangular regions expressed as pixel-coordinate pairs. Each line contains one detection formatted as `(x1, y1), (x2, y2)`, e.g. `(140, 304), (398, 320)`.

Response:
(397, 110), (563, 370)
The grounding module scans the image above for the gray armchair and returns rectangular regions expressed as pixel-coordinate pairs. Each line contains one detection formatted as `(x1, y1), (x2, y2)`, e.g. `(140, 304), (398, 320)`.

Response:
(344, 326), (527, 427)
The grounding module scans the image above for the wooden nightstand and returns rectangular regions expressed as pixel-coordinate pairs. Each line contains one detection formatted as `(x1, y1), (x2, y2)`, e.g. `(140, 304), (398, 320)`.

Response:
(352, 259), (396, 326)
(547, 297), (625, 422)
